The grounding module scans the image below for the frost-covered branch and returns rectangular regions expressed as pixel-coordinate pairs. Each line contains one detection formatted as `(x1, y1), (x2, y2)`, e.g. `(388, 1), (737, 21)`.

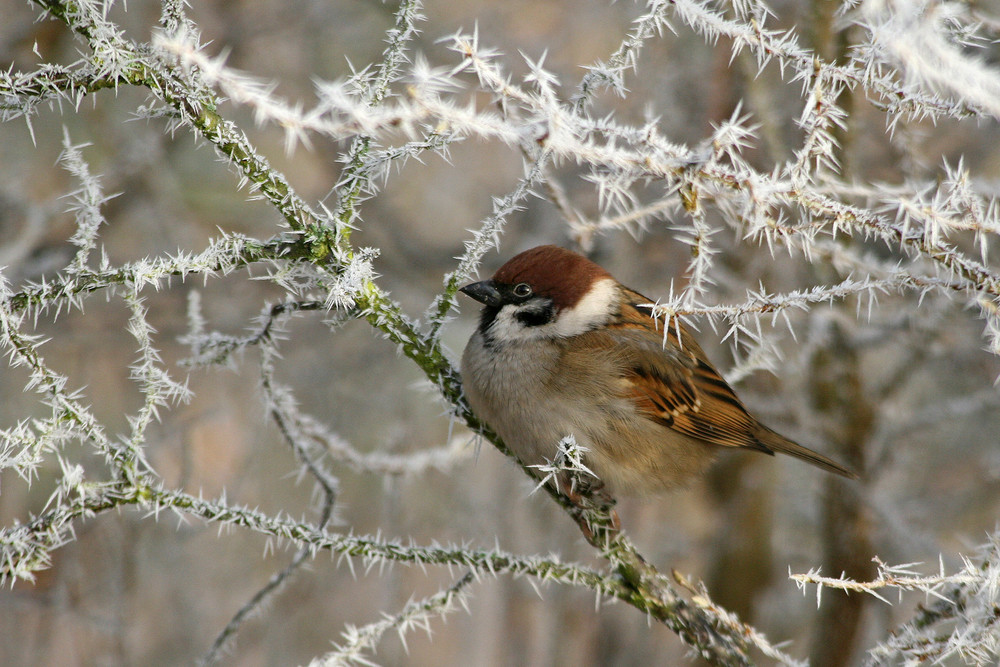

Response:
(793, 537), (1000, 665)
(310, 572), (476, 667)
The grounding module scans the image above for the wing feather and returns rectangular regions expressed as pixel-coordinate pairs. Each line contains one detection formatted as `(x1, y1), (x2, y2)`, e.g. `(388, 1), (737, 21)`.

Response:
(565, 288), (856, 478)
(578, 289), (772, 453)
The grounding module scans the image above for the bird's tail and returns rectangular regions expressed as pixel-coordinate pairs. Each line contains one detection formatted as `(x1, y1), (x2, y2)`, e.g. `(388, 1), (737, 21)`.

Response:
(755, 426), (858, 479)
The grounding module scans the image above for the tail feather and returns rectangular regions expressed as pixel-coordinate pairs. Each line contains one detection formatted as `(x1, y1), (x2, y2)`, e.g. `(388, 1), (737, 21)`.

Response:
(755, 426), (858, 479)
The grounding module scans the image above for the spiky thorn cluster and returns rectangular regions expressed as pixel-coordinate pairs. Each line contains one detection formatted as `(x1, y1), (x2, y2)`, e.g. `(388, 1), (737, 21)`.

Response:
(793, 536), (1000, 665)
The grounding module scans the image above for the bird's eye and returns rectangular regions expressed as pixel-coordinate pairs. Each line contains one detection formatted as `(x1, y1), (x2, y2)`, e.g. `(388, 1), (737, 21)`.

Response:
(512, 283), (532, 298)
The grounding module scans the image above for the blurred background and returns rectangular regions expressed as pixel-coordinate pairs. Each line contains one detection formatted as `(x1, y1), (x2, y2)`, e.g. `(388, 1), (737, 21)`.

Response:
(3, 0), (1000, 665)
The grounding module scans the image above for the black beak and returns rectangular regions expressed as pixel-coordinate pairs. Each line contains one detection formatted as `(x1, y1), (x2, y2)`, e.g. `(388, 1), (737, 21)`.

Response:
(459, 280), (503, 307)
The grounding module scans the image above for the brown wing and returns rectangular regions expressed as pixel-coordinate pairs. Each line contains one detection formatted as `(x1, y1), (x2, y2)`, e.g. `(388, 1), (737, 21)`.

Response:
(568, 288), (857, 477)
(598, 288), (773, 454)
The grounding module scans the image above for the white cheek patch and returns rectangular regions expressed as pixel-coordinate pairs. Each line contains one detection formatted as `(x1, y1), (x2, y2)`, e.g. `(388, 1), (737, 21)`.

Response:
(552, 278), (617, 337)
(487, 278), (618, 341)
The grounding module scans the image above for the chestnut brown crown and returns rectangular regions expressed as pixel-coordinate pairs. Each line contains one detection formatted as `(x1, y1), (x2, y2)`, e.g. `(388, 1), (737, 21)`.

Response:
(489, 245), (612, 311)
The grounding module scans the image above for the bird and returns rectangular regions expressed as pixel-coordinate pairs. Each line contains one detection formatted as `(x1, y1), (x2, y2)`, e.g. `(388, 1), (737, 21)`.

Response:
(459, 245), (856, 503)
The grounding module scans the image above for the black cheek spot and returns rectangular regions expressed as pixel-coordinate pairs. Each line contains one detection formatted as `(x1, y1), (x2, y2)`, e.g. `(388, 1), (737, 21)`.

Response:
(516, 303), (555, 327)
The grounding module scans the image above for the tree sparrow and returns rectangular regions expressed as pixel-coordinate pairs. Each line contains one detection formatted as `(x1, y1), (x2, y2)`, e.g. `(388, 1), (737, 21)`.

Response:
(460, 245), (856, 500)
